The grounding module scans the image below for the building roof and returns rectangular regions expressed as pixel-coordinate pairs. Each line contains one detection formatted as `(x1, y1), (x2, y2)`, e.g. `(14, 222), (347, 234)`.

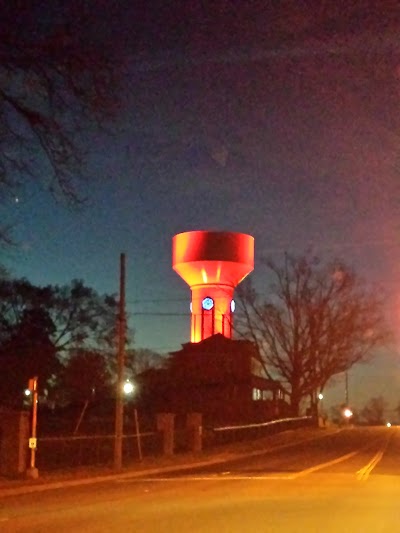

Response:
(169, 333), (260, 358)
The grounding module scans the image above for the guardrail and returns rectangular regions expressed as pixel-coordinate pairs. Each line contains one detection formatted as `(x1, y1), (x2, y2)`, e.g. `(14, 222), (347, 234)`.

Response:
(209, 416), (314, 446)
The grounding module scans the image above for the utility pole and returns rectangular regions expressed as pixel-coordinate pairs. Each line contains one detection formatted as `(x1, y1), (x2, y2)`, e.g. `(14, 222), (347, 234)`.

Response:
(114, 253), (126, 470)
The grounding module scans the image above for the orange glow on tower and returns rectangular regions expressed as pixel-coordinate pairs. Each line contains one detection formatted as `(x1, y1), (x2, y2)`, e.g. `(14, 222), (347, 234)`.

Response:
(172, 231), (254, 342)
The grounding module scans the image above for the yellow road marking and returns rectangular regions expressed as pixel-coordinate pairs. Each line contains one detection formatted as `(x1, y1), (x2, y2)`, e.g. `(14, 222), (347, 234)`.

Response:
(356, 432), (393, 481)
(292, 450), (360, 478)
(356, 451), (383, 481)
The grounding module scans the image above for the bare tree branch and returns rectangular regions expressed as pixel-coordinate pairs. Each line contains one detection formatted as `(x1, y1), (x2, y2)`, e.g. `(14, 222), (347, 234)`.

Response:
(236, 252), (391, 415)
(0, 3), (124, 243)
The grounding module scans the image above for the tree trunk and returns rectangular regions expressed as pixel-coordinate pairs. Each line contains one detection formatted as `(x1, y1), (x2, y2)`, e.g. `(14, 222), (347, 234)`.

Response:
(290, 375), (302, 416)
(290, 393), (301, 417)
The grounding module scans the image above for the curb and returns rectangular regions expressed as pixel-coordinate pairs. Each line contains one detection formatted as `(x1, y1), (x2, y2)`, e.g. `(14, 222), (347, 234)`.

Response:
(0, 453), (237, 497)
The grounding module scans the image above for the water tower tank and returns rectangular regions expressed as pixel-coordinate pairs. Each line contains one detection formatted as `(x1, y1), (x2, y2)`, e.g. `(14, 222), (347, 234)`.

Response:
(172, 230), (254, 342)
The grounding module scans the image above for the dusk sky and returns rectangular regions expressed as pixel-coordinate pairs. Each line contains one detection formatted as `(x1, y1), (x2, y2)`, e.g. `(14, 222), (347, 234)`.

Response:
(2, 3), (400, 416)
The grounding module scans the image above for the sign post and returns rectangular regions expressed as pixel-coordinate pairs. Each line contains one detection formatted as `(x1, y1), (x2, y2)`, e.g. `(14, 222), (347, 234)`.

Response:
(26, 376), (39, 479)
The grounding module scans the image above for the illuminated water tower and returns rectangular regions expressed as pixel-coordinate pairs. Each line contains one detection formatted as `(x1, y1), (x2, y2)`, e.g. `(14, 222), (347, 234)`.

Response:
(172, 231), (254, 343)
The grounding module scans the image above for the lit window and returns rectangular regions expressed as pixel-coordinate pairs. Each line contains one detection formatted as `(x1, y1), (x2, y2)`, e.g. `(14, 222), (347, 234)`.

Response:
(252, 388), (261, 401)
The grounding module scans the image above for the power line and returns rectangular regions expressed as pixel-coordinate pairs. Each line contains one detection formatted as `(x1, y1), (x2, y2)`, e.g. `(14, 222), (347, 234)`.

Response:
(132, 312), (187, 317)
(126, 297), (188, 304)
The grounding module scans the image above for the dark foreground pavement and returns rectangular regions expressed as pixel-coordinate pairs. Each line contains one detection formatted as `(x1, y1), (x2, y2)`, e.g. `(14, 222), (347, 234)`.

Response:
(0, 426), (339, 497)
(1, 426), (399, 532)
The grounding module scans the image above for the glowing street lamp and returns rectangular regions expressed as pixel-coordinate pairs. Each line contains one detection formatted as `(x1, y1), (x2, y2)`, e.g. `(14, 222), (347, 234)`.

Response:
(122, 379), (142, 461)
(343, 408), (353, 418)
(123, 380), (135, 395)
(316, 393), (325, 427)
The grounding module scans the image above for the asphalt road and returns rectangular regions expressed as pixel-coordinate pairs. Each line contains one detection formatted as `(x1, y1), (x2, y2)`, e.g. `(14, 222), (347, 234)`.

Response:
(1, 426), (399, 533)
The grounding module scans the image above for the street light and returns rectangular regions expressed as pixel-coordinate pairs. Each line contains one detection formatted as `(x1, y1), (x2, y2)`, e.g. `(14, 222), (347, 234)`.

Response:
(123, 380), (142, 461)
(316, 393), (325, 427)
(123, 380), (135, 395)
(341, 407), (353, 428)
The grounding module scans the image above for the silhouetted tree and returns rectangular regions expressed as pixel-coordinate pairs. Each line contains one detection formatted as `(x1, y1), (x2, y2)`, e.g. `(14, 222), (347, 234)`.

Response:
(126, 347), (165, 377)
(0, 277), (119, 405)
(236, 252), (391, 416)
(360, 396), (388, 425)
(48, 279), (119, 356)
(61, 349), (111, 403)
(58, 348), (112, 432)
(0, 306), (59, 407)
(0, 278), (118, 356)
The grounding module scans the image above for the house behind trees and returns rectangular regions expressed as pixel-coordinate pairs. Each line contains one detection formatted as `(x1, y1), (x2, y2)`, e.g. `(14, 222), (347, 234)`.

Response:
(136, 334), (287, 426)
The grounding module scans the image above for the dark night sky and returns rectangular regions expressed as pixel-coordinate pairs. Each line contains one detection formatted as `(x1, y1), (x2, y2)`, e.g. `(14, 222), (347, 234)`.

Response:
(2, 2), (400, 415)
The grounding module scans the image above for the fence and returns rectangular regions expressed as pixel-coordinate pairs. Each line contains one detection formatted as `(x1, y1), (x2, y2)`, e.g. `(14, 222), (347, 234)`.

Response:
(36, 431), (160, 471)
(33, 415), (314, 472)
